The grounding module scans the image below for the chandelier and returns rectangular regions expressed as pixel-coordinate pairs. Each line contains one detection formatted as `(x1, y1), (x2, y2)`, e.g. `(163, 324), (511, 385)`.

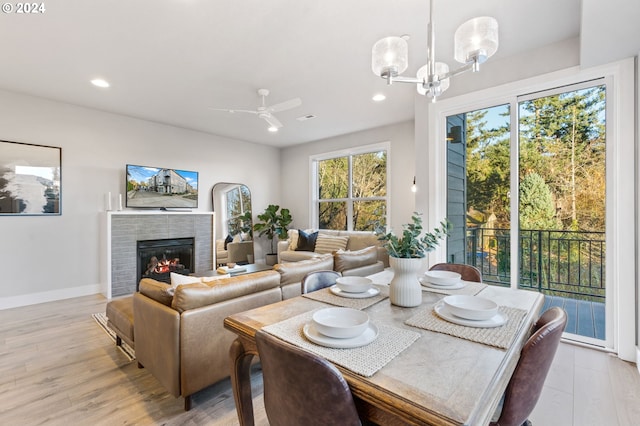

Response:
(371, 0), (499, 101)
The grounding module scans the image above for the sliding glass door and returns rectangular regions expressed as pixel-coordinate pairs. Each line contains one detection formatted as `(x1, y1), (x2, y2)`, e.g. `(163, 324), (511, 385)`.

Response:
(446, 80), (607, 345)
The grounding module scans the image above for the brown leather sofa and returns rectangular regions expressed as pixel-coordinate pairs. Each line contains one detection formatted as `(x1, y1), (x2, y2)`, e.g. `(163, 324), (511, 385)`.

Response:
(130, 255), (378, 410)
(133, 270), (282, 410)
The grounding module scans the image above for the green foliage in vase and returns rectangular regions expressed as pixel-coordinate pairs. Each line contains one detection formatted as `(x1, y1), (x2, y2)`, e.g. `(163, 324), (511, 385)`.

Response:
(375, 213), (451, 259)
(253, 204), (293, 254)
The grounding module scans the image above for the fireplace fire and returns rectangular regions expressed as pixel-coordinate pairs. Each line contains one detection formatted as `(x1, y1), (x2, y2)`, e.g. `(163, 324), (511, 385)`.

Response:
(137, 237), (194, 288)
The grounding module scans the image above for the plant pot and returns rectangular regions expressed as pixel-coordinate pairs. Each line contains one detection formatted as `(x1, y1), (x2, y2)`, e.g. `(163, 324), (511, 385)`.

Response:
(265, 253), (278, 266)
(389, 257), (424, 307)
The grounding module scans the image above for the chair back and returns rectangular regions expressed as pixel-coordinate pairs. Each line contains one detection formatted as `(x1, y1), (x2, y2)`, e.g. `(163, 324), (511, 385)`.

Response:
(301, 270), (342, 294)
(491, 306), (567, 426)
(429, 262), (483, 283)
(255, 330), (361, 426)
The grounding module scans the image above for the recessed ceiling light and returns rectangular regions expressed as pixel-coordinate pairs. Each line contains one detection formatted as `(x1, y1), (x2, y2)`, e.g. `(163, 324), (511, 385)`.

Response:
(372, 93), (386, 102)
(91, 78), (110, 88)
(268, 126), (278, 133)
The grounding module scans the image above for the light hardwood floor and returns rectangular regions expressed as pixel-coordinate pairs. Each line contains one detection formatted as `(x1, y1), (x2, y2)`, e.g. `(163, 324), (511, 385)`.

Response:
(1, 294), (639, 425)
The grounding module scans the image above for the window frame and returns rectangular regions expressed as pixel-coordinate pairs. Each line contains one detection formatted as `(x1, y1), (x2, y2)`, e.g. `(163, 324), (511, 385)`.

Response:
(310, 141), (390, 230)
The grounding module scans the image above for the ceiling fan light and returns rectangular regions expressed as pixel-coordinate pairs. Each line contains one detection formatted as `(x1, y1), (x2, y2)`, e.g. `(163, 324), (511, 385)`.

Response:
(268, 126), (278, 133)
(454, 16), (499, 65)
(372, 36), (409, 78)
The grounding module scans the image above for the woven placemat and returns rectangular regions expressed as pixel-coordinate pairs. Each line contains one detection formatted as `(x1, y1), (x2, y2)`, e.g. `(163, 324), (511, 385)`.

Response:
(405, 305), (527, 350)
(263, 309), (420, 377)
(302, 285), (389, 310)
(421, 281), (487, 296)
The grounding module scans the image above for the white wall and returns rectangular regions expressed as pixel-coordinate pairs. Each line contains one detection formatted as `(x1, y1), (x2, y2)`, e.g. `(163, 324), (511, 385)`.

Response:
(0, 89), (280, 309)
(279, 121), (415, 232)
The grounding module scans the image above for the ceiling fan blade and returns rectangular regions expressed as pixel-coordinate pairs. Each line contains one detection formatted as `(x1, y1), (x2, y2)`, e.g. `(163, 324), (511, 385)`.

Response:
(209, 107), (258, 115)
(267, 97), (302, 113)
(261, 114), (283, 129)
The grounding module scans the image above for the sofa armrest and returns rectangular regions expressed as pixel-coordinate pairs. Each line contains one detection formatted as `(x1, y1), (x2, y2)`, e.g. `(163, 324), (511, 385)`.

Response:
(277, 240), (290, 262)
(133, 292), (181, 397)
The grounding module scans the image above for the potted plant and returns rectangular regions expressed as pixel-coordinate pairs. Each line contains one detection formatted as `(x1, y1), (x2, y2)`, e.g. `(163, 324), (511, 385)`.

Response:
(375, 213), (451, 307)
(253, 204), (293, 265)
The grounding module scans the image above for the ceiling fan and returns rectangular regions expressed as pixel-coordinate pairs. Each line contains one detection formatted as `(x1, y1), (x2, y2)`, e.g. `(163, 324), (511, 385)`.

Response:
(210, 89), (302, 132)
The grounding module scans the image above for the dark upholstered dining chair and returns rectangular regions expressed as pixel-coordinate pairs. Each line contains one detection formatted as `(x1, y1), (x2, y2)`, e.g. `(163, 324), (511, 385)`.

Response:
(490, 306), (567, 426)
(429, 262), (483, 283)
(255, 330), (361, 426)
(301, 270), (342, 294)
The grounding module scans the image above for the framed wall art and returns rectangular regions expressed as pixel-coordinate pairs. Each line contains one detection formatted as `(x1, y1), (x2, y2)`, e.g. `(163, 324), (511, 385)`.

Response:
(0, 140), (61, 215)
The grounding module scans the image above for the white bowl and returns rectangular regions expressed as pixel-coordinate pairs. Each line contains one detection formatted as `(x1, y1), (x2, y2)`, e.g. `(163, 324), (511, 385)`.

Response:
(442, 295), (499, 321)
(335, 276), (373, 293)
(424, 270), (462, 286)
(311, 307), (369, 339)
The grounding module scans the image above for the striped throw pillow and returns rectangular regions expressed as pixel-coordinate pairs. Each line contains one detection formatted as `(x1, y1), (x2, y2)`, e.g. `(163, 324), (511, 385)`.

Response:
(314, 234), (349, 254)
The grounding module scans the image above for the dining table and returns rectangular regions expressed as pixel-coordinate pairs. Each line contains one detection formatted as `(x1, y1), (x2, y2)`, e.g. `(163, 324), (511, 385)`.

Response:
(223, 269), (544, 426)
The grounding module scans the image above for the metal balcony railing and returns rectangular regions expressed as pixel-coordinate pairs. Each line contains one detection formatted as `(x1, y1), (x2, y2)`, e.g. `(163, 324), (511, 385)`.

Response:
(466, 227), (605, 302)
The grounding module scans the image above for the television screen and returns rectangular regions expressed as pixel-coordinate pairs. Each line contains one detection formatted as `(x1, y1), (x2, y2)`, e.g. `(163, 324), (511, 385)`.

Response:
(126, 164), (198, 209)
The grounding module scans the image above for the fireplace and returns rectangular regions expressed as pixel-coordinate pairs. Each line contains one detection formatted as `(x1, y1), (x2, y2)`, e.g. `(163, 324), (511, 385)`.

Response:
(137, 237), (194, 289)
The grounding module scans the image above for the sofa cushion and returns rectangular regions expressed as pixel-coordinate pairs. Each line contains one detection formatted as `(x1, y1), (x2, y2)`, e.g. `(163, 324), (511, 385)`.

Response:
(333, 246), (379, 273)
(296, 229), (318, 251)
(139, 278), (174, 306)
(171, 270), (282, 313)
(344, 232), (381, 251)
(279, 250), (321, 262)
(274, 254), (334, 286)
(314, 234), (349, 254)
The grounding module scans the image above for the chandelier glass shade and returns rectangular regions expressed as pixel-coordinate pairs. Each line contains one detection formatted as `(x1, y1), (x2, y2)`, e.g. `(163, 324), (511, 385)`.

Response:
(371, 1), (498, 101)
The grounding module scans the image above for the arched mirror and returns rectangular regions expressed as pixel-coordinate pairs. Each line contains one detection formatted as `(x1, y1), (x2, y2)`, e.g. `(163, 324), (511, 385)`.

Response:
(212, 183), (254, 267)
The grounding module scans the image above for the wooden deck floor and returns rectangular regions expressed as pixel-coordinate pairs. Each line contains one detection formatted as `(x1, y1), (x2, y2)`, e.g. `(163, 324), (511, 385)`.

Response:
(541, 294), (605, 340)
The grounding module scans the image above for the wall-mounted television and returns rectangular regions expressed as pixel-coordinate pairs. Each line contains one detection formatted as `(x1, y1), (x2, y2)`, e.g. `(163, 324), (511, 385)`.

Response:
(126, 164), (198, 209)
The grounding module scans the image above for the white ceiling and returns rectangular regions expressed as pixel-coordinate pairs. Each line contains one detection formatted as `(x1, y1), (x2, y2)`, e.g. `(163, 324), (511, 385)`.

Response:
(0, 0), (583, 147)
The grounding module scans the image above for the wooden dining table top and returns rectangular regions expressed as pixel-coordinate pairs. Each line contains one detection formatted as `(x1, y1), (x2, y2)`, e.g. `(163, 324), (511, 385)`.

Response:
(224, 270), (544, 426)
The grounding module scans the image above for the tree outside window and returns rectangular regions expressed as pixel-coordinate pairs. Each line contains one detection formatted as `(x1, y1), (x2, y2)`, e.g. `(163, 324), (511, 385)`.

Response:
(315, 149), (387, 231)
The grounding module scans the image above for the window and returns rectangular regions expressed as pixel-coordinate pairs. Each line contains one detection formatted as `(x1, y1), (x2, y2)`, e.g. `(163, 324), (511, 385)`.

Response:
(312, 144), (389, 231)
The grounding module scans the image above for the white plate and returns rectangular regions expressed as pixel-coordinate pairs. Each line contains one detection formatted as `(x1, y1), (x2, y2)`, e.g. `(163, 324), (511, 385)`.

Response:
(329, 285), (380, 299)
(303, 322), (379, 348)
(433, 301), (507, 328)
(419, 277), (465, 290)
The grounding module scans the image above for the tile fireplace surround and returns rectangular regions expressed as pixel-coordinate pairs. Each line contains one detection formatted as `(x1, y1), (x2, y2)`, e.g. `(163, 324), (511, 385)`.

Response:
(104, 211), (213, 298)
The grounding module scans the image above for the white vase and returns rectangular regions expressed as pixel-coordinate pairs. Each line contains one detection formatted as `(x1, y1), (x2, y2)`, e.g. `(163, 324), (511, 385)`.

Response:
(389, 257), (424, 307)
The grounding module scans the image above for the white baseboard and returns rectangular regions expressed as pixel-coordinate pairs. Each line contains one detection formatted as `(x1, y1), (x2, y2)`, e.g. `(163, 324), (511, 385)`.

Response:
(0, 284), (102, 310)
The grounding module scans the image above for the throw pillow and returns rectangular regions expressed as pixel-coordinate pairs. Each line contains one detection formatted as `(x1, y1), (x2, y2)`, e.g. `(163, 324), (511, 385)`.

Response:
(232, 234), (242, 243)
(224, 234), (233, 249)
(170, 272), (202, 287)
(314, 234), (349, 254)
(296, 229), (318, 251)
(287, 229), (299, 250)
(333, 246), (378, 273)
